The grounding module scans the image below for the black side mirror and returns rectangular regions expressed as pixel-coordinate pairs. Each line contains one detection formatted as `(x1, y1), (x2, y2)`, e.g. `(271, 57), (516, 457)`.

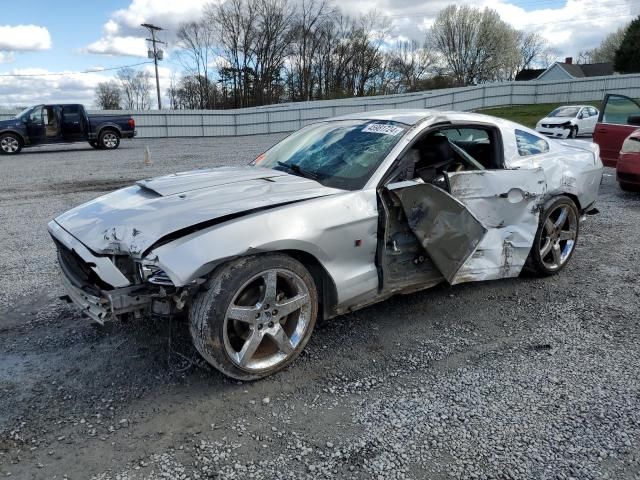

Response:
(628, 115), (640, 126)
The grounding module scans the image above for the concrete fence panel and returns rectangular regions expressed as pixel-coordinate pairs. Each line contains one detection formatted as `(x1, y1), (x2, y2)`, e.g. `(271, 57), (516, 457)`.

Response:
(2, 73), (640, 138)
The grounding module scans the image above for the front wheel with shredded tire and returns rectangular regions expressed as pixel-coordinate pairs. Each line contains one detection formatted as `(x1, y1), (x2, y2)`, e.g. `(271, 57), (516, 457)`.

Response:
(527, 196), (580, 276)
(189, 254), (318, 381)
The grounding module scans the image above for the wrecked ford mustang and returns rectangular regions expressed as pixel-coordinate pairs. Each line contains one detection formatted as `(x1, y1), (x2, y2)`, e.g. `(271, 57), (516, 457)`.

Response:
(48, 110), (603, 379)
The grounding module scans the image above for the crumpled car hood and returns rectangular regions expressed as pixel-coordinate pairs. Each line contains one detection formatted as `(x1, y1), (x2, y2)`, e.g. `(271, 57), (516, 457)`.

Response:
(54, 166), (343, 256)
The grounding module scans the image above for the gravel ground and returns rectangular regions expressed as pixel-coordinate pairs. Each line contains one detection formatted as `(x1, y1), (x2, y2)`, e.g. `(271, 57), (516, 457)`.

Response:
(1, 137), (639, 480)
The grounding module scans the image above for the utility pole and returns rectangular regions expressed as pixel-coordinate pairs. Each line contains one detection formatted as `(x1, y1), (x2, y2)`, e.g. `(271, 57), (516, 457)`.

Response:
(141, 23), (165, 110)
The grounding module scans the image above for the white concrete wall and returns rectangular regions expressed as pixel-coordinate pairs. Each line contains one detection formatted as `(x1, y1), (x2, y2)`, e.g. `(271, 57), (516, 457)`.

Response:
(2, 73), (639, 138)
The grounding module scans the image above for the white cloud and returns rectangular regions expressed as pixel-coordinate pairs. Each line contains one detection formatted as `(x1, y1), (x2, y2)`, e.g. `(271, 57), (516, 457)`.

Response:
(84, 35), (148, 57)
(84, 0), (210, 58)
(0, 65), (178, 108)
(104, 20), (120, 36)
(86, 0), (637, 62)
(0, 52), (15, 64)
(111, 0), (211, 32)
(0, 25), (52, 51)
(0, 69), (108, 107)
(480, 0), (639, 59)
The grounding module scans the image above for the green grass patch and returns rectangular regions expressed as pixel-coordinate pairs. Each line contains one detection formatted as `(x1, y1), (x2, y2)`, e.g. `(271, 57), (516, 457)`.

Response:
(477, 101), (602, 129)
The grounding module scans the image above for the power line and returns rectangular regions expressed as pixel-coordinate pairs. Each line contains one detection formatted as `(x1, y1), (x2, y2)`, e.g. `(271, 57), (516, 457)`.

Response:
(0, 61), (154, 78)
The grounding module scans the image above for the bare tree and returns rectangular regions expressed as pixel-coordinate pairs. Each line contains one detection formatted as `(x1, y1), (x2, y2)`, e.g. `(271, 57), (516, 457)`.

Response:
(288, 0), (333, 100)
(176, 20), (216, 108)
(207, 0), (257, 107)
(513, 31), (547, 76)
(387, 40), (435, 93)
(252, 0), (295, 105)
(117, 68), (153, 110)
(587, 24), (629, 63)
(428, 5), (520, 85)
(94, 81), (122, 110)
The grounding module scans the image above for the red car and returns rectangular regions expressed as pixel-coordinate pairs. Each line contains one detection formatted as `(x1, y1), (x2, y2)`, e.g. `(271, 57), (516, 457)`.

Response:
(616, 130), (640, 191)
(593, 94), (640, 191)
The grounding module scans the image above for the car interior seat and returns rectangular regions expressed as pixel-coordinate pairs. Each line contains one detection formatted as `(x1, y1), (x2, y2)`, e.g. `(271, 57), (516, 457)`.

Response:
(414, 135), (458, 182)
(46, 108), (58, 138)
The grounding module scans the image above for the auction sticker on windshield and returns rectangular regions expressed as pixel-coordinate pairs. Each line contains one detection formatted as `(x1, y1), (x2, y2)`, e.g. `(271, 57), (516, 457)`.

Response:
(362, 123), (404, 136)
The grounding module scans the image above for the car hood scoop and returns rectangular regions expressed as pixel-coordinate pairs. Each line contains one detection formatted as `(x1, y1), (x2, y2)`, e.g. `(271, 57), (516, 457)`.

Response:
(136, 166), (290, 196)
(54, 166), (342, 256)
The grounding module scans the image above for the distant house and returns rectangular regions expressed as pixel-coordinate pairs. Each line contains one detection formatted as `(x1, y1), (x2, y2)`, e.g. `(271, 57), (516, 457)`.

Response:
(533, 57), (615, 81)
(515, 69), (546, 81)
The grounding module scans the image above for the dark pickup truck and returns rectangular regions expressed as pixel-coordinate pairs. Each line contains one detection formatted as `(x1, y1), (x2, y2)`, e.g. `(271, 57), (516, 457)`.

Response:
(0, 104), (136, 155)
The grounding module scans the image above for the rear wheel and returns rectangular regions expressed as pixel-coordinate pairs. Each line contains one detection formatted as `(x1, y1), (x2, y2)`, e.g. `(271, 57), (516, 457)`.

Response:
(189, 254), (318, 380)
(99, 130), (120, 150)
(527, 196), (579, 276)
(0, 133), (22, 155)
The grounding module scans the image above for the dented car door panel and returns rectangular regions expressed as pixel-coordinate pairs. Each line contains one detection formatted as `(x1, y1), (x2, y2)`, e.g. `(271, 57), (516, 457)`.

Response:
(388, 181), (487, 283)
(446, 169), (547, 283)
(389, 168), (546, 285)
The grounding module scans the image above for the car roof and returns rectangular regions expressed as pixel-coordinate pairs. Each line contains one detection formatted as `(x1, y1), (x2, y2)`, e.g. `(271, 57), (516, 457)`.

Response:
(552, 105), (594, 109)
(330, 109), (435, 125)
(329, 108), (516, 128)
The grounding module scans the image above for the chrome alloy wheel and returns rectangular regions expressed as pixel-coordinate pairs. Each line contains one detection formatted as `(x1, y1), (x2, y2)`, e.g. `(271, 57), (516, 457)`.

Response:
(539, 204), (578, 271)
(223, 268), (312, 372)
(103, 132), (118, 148)
(0, 136), (19, 153)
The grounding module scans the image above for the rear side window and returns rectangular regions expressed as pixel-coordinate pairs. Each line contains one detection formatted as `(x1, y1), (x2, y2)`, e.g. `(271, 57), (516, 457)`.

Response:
(63, 105), (79, 114)
(63, 105), (80, 121)
(515, 129), (549, 156)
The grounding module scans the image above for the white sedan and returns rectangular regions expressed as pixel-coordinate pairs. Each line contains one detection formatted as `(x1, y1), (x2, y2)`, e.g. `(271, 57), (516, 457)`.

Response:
(535, 105), (599, 139)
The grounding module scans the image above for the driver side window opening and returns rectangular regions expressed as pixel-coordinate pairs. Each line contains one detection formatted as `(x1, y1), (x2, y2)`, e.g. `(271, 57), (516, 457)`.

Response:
(376, 124), (502, 292)
(389, 124), (503, 188)
(29, 107), (43, 124)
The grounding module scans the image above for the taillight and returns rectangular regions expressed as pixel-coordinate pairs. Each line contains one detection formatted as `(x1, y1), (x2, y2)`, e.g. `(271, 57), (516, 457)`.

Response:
(128, 118), (135, 129)
(621, 133), (640, 154)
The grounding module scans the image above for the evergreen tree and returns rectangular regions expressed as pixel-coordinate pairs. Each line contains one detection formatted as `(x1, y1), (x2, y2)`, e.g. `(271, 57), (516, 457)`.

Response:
(615, 16), (640, 73)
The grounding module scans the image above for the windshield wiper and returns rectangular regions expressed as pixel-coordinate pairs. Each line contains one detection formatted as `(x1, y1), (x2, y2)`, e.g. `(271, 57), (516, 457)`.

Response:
(276, 161), (321, 181)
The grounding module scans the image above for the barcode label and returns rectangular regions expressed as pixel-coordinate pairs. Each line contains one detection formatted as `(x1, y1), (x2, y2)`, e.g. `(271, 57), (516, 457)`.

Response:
(362, 123), (404, 136)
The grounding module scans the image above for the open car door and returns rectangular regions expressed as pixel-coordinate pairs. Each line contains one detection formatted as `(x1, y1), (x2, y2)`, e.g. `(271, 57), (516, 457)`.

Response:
(594, 94), (640, 167)
(388, 168), (547, 285)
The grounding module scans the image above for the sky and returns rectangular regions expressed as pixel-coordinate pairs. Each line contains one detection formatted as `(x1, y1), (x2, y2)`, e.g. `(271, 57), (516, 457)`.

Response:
(0, 0), (638, 108)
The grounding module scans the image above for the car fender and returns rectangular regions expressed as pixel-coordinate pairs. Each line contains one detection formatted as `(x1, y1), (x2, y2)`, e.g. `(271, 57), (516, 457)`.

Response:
(148, 190), (381, 308)
(96, 122), (123, 138)
(0, 127), (26, 145)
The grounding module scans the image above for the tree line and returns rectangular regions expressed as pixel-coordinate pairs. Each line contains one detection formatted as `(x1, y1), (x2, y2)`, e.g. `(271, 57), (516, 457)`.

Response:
(94, 1), (640, 111)
(165, 2), (548, 110)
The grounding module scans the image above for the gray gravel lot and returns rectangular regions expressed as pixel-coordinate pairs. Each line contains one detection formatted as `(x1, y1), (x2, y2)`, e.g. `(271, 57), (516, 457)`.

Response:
(1, 137), (639, 480)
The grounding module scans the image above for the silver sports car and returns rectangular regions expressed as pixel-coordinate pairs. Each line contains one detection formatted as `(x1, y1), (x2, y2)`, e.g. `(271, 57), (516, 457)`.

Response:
(48, 110), (603, 380)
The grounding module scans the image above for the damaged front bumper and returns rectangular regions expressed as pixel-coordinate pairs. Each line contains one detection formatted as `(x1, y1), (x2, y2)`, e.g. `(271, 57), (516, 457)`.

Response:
(535, 126), (572, 139)
(59, 270), (150, 323)
(48, 220), (175, 324)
